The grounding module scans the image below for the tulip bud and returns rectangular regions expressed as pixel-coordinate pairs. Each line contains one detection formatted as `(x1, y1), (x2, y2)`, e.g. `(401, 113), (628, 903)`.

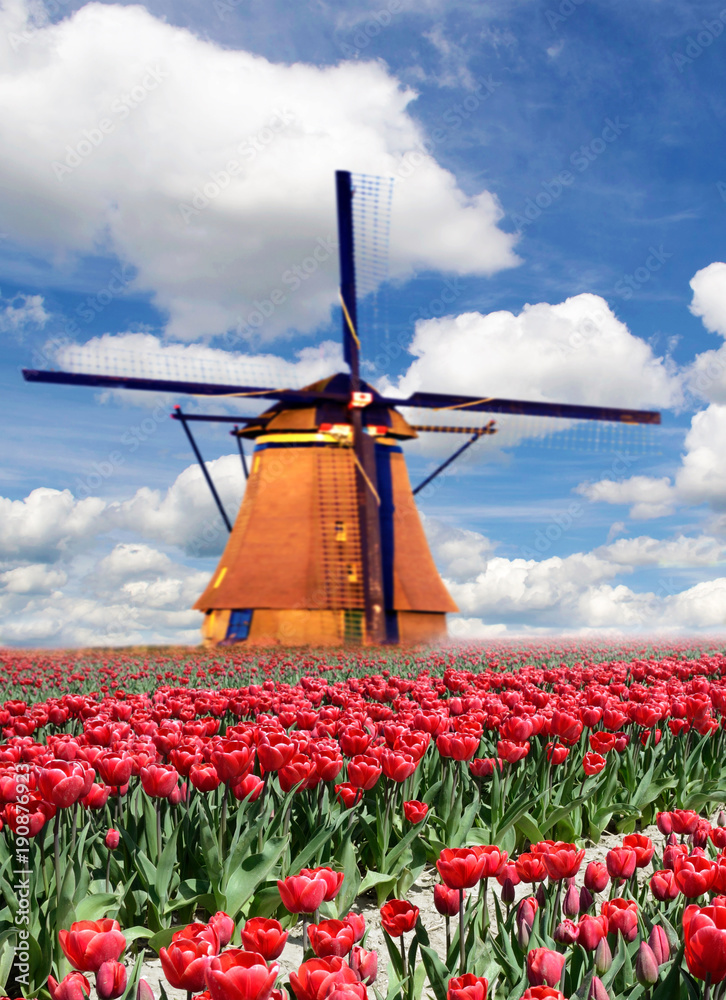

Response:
(351, 946), (378, 985)
(554, 919), (579, 945)
(500, 877), (516, 905)
(635, 942), (659, 987)
(648, 924), (670, 966)
(563, 881), (580, 918)
(579, 885), (594, 913)
(168, 781), (187, 806)
(517, 918), (531, 950)
(666, 832), (677, 846)
(587, 975), (611, 1000)
(48, 973), (91, 1000)
(535, 883), (547, 908)
(137, 980), (154, 1000)
(717, 810), (726, 828)
(594, 937), (612, 975)
(96, 961), (126, 1000)
(105, 829), (120, 850)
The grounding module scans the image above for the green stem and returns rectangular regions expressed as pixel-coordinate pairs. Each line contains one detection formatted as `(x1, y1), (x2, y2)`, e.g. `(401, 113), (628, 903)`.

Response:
(400, 933), (407, 981)
(105, 851), (111, 894)
(156, 799), (162, 864)
(53, 809), (61, 910)
(459, 888), (465, 975)
(219, 783), (229, 858)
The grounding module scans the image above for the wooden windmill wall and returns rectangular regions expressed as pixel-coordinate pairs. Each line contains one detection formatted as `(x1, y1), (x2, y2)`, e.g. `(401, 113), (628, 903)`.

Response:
(194, 402), (457, 646)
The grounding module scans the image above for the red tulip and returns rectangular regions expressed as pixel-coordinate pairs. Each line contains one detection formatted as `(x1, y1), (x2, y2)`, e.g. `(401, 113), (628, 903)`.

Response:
(684, 903), (726, 984)
(520, 989), (566, 1000)
(437, 733), (480, 761)
(622, 833), (654, 868)
(210, 912), (235, 948)
(190, 762), (222, 792)
(542, 844), (585, 881)
(104, 829), (120, 850)
(344, 913), (365, 943)
(205, 949), (279, 1000)
(434, 884), (463, 916)
(469, 757), (503, 778)
(553, 919), (579, 945)
(576, 914), (608, 951)
(601, 898), (638, 942)
(59, 920), (126, 973)
(447, 973), (488, 1000)
(278, 872), (329, 914)
(514, 853), (548, 884)
(650, 869), (679, 901)
(48, 973), (91, 1000)
(241, 918), (287, 961)
(257, 733), (295, 771)
(307, 919), (355, 958)
(160, 927), (219, 992)
(545, 743), (569, 765)
(403, 800), (428, 823)
(437, 847), (487, 889)
(210, 741), (255, 784)
(585, 861), (610, 893)
(478, 845), (508, 878)
(582, 753), (606, 776)
(39, 760), (87, 808)
(670, 809), (700, 835)
(95, 961), (127, 1000)
(674, 855), (716, 898)
(300, 867), (344, 902)
(605, 847), (636, 881)
(334, 782), (362, 808)
(497, 740), (530, 763)
(347, 755), (382, 790)
(526, 948), (566, 987)
(350, 946), (377, 985)
(139, 764), (178, 798)
(379, 899), (419, 937)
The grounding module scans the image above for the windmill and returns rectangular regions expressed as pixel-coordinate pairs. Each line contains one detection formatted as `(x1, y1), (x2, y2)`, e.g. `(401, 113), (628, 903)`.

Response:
(23, 171), (661, 646)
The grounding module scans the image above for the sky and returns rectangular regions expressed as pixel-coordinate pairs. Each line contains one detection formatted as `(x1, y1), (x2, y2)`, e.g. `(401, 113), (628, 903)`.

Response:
(1, 0), (726, 645)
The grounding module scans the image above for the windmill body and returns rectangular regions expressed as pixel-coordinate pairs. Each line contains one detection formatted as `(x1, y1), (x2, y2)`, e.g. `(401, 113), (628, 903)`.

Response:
(22, 170), (661, 647)
(195, 374), (456, 646)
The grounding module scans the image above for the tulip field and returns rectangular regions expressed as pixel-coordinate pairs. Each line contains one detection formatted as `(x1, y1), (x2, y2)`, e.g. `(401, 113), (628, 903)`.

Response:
(2, 641), (726, 1000)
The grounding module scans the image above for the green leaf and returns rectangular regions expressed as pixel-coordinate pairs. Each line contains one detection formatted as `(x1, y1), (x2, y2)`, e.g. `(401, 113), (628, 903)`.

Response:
(334, 836), (361, 917)
(75, 892), (119, 922)
(288, 812), (347, 873)
(223, 836), (287, 917)
(514, 811), (543, 845)
(358, 869), (395, 895)
(148, 926), (175, 954)
(154, 822), (181, 904)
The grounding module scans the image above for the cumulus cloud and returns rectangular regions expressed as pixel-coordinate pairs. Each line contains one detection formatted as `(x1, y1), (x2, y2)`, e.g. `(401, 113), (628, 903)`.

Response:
(576, 476), (676, 520)
(581, 404), (726, 519)
(384, 293), (681, 418)
(110, 454), (245, 557)
(0, 488), (107, 562)
(0, 1), (518, 343)
(689, 262), (726, 337)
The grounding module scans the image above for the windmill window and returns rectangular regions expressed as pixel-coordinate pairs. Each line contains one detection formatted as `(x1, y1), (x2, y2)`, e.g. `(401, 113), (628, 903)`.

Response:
(335, 520), (347, 541)
(226, 609), (252, 642)
(347, 564), (358, 583)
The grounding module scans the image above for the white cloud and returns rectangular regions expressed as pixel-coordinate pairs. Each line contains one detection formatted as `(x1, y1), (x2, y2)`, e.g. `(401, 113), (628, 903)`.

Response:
(384, 293), (681, 416)
(689, 262), (726, 337)
(0, 292), (49, 338)
(599, 534), (726, 568)
(0, 564), (67, 594)
(0, 1), (518, 343)
(576, 475), (676, 520)
(0, 488), (107, 562)
(110, 454), (245, 557)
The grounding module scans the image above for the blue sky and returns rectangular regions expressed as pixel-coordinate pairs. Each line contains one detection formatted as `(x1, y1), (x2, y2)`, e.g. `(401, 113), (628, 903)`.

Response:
(2, 0), (726, 645)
